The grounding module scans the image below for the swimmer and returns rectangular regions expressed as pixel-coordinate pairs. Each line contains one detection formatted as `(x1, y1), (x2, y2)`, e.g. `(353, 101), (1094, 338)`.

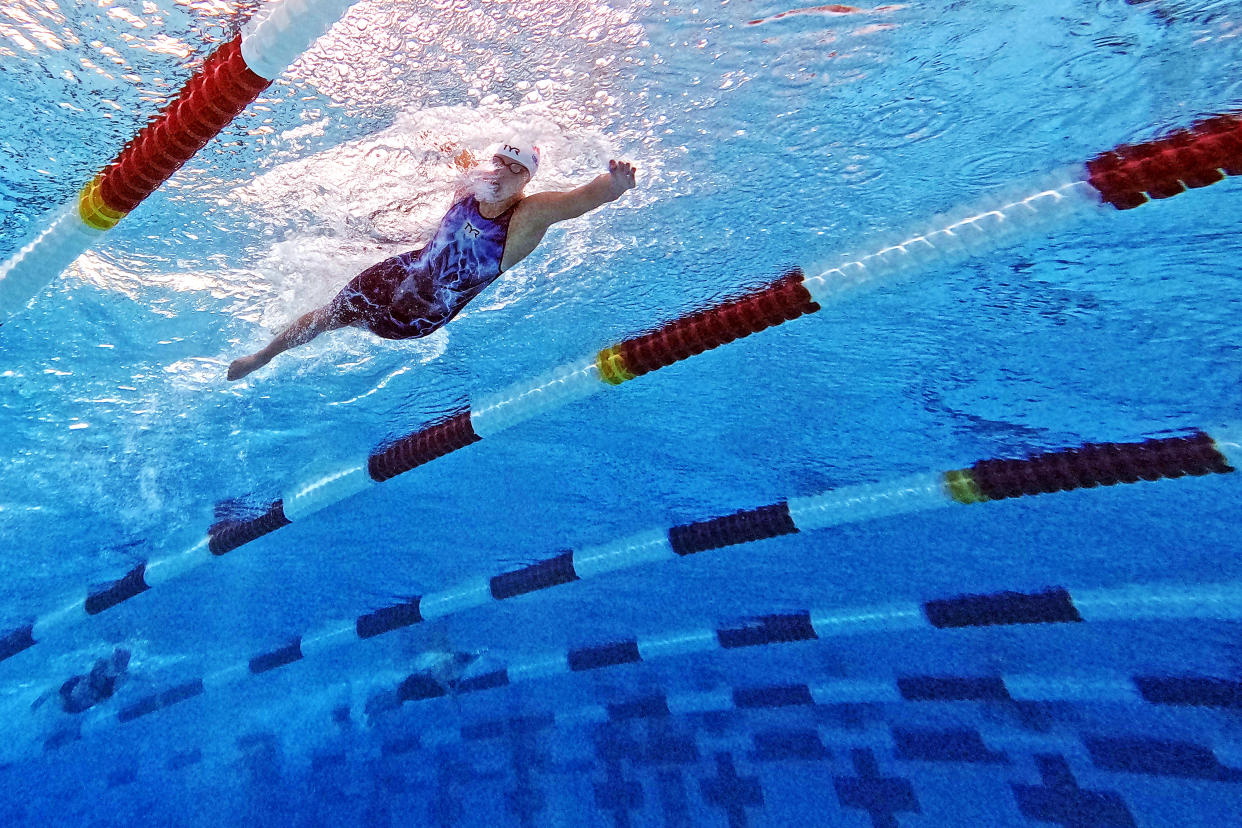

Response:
(414, 648), (480, 691)
(227, 141), (638, 381)
(31, 647), (131, 715)
(362, 649), (481, 723)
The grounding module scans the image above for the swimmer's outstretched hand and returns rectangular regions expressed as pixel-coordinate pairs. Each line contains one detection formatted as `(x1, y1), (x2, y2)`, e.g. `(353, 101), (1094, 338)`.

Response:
(227, 353), (265, 381)
(607, 159), (638, 199)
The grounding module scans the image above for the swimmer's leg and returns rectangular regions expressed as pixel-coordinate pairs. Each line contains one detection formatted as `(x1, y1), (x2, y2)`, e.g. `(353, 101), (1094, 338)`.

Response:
(227, 305), (347, 381)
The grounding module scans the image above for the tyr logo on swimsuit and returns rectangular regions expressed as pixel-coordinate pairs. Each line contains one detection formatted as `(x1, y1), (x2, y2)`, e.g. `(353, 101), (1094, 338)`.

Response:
(462, 220), (481, 240)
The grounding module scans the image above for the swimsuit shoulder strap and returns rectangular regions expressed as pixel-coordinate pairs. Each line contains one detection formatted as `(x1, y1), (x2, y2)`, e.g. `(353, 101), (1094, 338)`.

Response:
(470, 195), (519, 226)
(499, 196), (521, 222)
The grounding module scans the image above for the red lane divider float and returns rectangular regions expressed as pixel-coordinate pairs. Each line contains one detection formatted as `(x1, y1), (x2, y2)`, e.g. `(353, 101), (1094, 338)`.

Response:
(80, 37), (271, 229)
(1087, 114), (1242, 210)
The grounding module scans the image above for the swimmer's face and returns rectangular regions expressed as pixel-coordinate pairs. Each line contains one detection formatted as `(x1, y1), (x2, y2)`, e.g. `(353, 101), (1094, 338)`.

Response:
(484, 154), (530, 199)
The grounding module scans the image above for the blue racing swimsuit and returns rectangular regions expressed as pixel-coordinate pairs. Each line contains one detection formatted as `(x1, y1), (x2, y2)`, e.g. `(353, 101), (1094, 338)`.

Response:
(331, 195), (516, 340)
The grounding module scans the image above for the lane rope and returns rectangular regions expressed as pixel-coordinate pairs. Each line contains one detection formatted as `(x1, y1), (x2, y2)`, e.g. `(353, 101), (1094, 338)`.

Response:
(0, 0), (358, 319)
(27, 428), (1234, 729)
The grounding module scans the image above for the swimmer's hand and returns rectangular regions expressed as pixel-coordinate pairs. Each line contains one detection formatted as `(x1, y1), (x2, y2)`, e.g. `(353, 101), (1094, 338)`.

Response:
(607, 159), (638, 200)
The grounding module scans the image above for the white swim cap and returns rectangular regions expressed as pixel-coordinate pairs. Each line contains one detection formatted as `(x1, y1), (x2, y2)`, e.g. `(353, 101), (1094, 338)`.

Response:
(492, 140), (541, 177)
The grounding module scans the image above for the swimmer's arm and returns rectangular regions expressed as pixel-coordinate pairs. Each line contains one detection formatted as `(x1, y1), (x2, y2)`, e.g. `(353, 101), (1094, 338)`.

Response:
(521, 160), (639, 229)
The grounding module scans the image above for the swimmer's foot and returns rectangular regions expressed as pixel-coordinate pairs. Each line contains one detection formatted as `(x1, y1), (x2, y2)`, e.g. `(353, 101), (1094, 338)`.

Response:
(227, 353), (267, 381)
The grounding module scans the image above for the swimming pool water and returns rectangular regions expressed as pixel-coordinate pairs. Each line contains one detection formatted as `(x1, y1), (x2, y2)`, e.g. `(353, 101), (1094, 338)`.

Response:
(1, 0), (1242, 825)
